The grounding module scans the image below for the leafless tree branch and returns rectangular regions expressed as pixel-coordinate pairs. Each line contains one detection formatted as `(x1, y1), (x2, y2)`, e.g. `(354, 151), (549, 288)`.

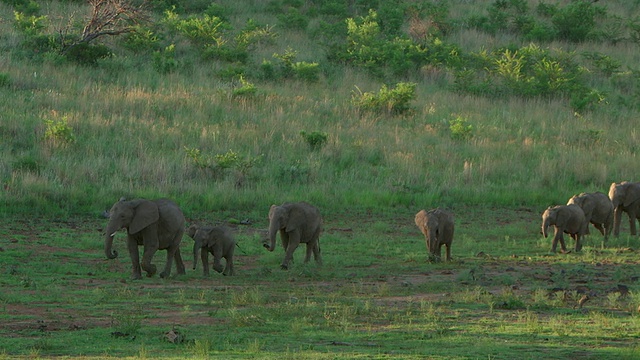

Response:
(63, 0), (148, 52)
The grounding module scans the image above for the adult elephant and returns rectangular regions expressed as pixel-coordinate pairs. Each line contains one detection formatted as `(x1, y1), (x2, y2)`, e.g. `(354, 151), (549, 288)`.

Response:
(541, 204), (588, 253)
(567, 192), (613, 241)
(104, 198), (186, 280)
(608, 181), (640, 237)
(264, 201), (322, 270)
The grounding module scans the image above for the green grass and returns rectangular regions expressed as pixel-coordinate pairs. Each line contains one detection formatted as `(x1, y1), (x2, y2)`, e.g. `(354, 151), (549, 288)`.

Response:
(1, 210), (639, 359)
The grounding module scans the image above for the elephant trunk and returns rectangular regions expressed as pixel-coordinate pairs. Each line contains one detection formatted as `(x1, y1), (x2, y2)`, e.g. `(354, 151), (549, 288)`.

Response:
(104, 220), (120, 259)
(193, 241), (200, 270)
(612, 206), (623, 236)
(104, 233), (118, 259)
(266, 222), (278, 252)
(542, 216), (551, 238)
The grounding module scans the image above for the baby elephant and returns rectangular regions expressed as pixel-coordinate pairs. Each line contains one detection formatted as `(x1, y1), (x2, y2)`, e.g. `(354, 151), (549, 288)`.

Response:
(414, 208), (454, 262)
(186, 224), (236, 276)
(541, 204), (588, 253)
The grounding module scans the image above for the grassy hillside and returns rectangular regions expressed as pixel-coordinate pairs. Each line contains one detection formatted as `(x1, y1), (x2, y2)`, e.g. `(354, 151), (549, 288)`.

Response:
(1, 0), (640, 218)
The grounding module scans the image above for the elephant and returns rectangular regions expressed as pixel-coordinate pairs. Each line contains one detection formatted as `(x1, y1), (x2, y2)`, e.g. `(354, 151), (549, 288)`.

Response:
(608, 181), (640, 237)
(104, 197), (186, 280)
(186, 224), (235, 276)
(414, 208), (454, 262)
(567, 192), (613, 241)
(265, 201), (322, 270)
(541, 204), (588, 253)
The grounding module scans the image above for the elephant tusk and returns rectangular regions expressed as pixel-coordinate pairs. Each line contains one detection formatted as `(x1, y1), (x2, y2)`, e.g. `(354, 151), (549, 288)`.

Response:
(110, 231), (118, 237)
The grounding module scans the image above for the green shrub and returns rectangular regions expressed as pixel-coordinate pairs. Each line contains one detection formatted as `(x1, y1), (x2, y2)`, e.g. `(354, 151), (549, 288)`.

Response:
(64, 43), (112, 66)
(43, 117), (76, 146)
(352, 82), (416, 115)
(166, 10), (230, 46)
(152, 44), (178, 74)
(6, 0), (40, 15)
(0, 73), (10, 88)
(292, 62), (320, 82)
(235, 19), (276, 49)
(551, 0), (605, 42)
(277, 8), (308, 30)
(263, 47), (318, 81)
(122, 26), (160, 52)
(232, 76), (257, 97)
(449, 116), (473, 141)
(300, 131), (328, 150)
(13, 10), (46, 36)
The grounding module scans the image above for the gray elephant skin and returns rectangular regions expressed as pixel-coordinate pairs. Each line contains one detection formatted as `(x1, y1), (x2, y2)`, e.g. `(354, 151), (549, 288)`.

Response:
(608, 181), (640, 236)
(104, 198), (186, 280)
(187, 224), (235, 276)
(541, 204), (587, 253)
(265, 201), (322, 270)
(414, 208), (454, 262)
(567, 192), (613, 241)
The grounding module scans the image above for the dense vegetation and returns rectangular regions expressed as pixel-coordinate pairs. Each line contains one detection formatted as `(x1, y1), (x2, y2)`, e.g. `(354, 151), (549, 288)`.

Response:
(2, 0), (639, 217)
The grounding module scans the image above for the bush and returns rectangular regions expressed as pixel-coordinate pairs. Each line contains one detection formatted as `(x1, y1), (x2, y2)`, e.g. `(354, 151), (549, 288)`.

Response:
(64, 43), (112, 66)
(153, 44), (178, 74)
(43, 117), (76, 146)
(277, 8), (308, 30)
(352, 82), (416, 115)
(292, 62), (320, 82)
(232, 76), (257, 97)
(449, 116), (473, 141)
(300, 131), (328, 150)
(551, 0), (605, 42)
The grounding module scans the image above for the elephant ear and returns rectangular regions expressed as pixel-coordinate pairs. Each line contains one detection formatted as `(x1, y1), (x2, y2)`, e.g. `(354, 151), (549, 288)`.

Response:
(623, 184), (640, 207)
(199, 228), (217, 246)
(285, 205), (307, 232)
(130, 200), (160, 234)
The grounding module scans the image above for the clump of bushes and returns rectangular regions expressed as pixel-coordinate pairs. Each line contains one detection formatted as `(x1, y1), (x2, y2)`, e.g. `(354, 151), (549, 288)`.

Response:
(352, 82), (416, 115)
(300, 131), (328, 150)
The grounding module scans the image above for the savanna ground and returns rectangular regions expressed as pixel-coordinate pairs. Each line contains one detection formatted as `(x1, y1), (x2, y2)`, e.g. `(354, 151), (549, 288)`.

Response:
(1, 206), (639, 359)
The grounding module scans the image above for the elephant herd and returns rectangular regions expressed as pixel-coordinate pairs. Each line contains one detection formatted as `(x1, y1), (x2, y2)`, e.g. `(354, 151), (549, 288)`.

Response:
(103, 198), (323, 279)
(541, 181), (640, 253)
(103, 181), (640, 279)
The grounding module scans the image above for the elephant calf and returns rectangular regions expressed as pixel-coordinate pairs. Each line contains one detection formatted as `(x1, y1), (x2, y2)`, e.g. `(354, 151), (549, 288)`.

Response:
(541, 204), (588, 253)
(187, 224), (236, 276)
(415, 208), (454, 262)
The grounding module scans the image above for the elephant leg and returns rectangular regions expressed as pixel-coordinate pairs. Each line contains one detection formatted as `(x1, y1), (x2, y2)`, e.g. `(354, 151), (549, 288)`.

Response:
(574, 234), (583, 252)
(141, 245), (158, 277)
(201, 250), (210, 276)
(551, 228), (563, 253)
(281, 231), (300, 270)
(223, 255), (234, 276)
(629, 212), (637, 235)
(174, 248), (186, 275)
(445, 244), (451, 262)
(558, 234), (567, 253)
(127, 237), (143, 280)
(312, 242), (322, 265)
(304, 242), (313, 264)
(592, 223), (605, 237)
(212, 253), (224, 273)
(159, 245), (178, 278)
